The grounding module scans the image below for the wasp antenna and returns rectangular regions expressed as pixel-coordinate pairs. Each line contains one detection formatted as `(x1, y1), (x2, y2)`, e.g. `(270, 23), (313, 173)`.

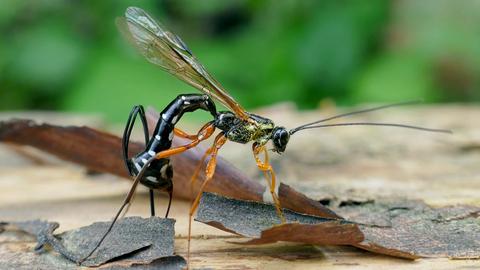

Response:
(290, 122), (452, 135)
(290, 100), (424, 134)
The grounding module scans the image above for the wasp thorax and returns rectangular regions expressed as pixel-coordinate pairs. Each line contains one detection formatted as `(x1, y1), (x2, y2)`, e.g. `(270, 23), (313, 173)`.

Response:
(272, 127), (290, 153)
(215, 111), (238, 131)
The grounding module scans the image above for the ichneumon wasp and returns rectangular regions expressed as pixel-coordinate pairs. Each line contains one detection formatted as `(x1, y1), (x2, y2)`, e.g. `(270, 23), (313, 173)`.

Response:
(79, 6), (452, 266)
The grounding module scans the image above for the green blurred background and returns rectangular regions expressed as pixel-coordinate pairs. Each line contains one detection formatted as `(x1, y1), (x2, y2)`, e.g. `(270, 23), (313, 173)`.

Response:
(1, 0), (479, 122)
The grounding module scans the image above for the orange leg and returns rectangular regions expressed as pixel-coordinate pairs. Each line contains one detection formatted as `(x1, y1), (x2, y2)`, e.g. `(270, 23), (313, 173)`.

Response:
(155, 122), (215, 159)
(174, 128), (198, 140)
(189, 147), (214, 193)
(187, 133), (227, 269)
(190, 133), (227, 213)
(252, 144), (286, 223)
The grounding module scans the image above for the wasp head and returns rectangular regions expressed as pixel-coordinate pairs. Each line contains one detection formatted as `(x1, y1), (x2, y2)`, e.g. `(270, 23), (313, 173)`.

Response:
(271, 126), (290, 153)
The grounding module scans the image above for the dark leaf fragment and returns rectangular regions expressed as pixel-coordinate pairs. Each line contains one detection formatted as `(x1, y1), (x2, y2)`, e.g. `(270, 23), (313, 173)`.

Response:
(1, 217), (183, 268)
(196, 192), (364, 245)
(196, 192), (480, 260)
(3, 220), (61, 254)
(64, 217), (176, 267)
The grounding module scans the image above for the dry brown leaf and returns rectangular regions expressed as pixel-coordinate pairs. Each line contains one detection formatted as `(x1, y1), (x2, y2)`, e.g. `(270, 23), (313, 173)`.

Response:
(242, 222), (364, 245)
(0, 118), (338, 219)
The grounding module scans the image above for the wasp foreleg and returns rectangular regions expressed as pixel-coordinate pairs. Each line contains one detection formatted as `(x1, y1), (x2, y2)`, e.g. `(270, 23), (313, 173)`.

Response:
(252, 144), (286, 223)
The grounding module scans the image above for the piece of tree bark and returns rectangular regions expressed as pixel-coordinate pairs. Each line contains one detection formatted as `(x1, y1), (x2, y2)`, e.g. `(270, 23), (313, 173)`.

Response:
(1, 218), (186, 269)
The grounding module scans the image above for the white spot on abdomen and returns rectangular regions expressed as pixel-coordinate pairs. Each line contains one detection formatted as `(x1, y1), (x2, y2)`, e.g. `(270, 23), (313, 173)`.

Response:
(172, 115), (178, 124)
(134, 162), (142, 172)
(160, 164), (169, 179)
(146, 176), (157, 181)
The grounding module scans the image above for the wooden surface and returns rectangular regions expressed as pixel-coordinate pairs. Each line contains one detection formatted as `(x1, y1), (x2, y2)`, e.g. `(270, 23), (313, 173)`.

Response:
(1, 104), (479, 269)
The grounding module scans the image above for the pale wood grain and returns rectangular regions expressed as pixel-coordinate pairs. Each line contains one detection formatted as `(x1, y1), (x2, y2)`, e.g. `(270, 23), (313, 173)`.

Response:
(1, 105), (479, 269)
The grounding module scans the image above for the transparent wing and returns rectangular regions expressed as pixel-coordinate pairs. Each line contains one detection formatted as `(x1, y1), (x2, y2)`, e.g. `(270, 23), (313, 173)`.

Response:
(118, 6), (249, 120)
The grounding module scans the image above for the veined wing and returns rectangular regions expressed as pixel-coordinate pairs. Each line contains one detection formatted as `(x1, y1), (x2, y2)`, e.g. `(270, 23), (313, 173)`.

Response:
(118, 6), (249, 120)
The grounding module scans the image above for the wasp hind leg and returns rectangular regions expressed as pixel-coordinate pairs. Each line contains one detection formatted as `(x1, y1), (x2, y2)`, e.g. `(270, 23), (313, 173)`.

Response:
(121, 105), (157, 217)
(122, 105), (149, 174)
(153, 122), (216, 159)
(174, 128), (198, 140)
(165, 186), (173, 218)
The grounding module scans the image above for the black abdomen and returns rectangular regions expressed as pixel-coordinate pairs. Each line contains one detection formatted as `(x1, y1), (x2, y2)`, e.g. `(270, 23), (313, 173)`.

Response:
(128, 94), (217, 191)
